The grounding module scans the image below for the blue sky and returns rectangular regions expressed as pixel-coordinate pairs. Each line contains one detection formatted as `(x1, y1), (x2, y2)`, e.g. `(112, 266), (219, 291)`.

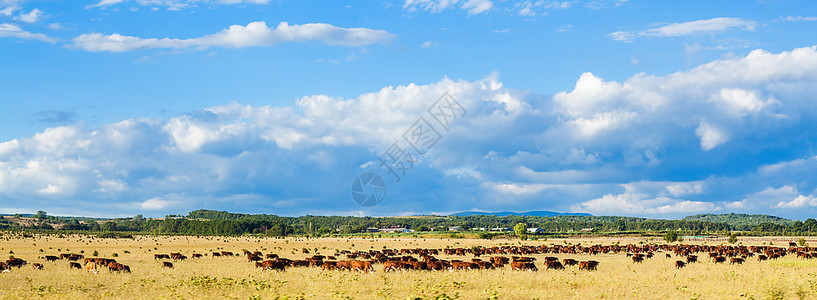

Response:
(2, 0), (817, 219)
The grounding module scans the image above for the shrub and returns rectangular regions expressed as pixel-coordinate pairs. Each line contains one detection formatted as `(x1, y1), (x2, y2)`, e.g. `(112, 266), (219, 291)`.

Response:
(728, 234), (738, 244)
(798, 238), (806, 246)
(663, 231), (678, 243)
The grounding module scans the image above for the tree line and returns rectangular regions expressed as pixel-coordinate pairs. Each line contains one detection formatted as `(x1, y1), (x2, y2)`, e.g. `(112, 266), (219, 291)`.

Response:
(1, 209), (816, 236)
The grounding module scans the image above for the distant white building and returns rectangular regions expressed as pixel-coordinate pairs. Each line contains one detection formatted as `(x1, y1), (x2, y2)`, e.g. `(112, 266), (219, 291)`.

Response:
(581, 228), (594, 232)
(491, 227), (510, 232)
(448, 226), (463, 231)
(380, 226), (413, 233)
(527, 228), (544, 233)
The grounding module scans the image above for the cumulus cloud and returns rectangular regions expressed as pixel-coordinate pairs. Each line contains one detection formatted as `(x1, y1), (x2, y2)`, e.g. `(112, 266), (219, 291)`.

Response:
(403, 0), (492, 15)
(609, 17), (756, 42)
(574, 192), (717, 217)
(0, 23), (58, 43)
(13, 8), (42, 23)
(2, 46), (817, 218)
(69, 21), (395, 52)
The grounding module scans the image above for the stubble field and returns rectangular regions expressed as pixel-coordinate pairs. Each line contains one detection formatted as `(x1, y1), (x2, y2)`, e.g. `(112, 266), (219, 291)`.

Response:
(1, 234), (816, 299)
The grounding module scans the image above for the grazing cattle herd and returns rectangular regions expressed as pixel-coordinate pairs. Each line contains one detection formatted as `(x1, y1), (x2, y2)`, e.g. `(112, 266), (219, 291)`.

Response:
(1, 242), (816, 275)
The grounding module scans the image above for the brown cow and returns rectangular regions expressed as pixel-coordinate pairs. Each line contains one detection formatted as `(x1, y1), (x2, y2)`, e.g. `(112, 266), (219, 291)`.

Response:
(154, 254), (170, 260)
(321, 261), (337, 270)
(265, 253), (278, 259)
(758, 255), (768, 261)
(511, 261), (537, 271)
(32, 263), (43, 270)
(686, 255), (698, 263)
(632, 256), (644, 263)
(192, 253), (203, 258)
(713, 256), (726, 264)
(261, 260), (286, 271)
(578, 261), (599, 271)
(162, 262), (174, 268)
(247, 254), (262, 262)
(0, 262), (7, 273)
(6, 258), (26, 268)
(211, 252), (222, 257)
(562, 259), (578, 267)
(546, 261), (565, 270)
(85, 262), (99, 274)
(69, 262), (81, 269)
(730, 257), (744, 265)
(44, 255), (60, 262)
(350, 260), (374, 272)
(383, 261), (402, 272)
(291, 260), (310, 267)
(675, 261), (686, 269)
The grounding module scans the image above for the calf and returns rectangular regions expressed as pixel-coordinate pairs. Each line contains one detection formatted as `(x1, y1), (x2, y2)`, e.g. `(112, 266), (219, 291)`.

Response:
(675, 261), (686, 269)
(162, 262), (174, 268)
(32, 263), (44, 270)
(69, 262), (82, 269)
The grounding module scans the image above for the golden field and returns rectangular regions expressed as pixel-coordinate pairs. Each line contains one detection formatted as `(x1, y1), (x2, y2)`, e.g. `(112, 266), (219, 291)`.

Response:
(1, 233), (816, 299)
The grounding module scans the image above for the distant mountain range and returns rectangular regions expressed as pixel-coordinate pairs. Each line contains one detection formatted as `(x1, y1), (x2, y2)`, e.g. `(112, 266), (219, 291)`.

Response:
(450, 211), (592, 217)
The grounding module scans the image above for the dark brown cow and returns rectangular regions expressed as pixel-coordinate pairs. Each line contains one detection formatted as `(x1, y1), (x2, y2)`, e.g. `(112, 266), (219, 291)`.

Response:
(713, 256), (726, 264)
(44, 255), (60, 262)
(291, 260), (310, 267)
(578, 261), (599, 271)
(108, 262), (130, 272)
(546, 261), (565, 270)
(192, 254), (203, 258)
(6, 258), (27, 268)
(0, 262), (7, 272)
(162, 262), (174, 268)
(686, 255), (698, 263)
(675, 261), (686, 269)
(562, 259), (578, 267)
(730, 257), (744, 265)
(247, 254), (262, 262)
(321, 261), (337, 270)
(69, 262), (82, 269)
(261, 260), (286, 271)
(265, 253), (278, 259)
(32, 263), (43, 270)
(757, 255), (768, 261)
(220, 251), (234, 257)
(211, 252), (222, 257)
(632, 256), (644, 263)
(154, 254), (170, 260)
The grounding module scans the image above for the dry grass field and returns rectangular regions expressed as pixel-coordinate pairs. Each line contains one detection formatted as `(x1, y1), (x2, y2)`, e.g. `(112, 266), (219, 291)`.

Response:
(1, 233), (816, 299)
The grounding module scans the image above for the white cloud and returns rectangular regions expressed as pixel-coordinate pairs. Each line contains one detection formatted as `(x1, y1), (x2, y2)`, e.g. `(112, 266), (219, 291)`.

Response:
(420, 41), (438, 48)
(88, 0), (269, 10)
(2, 46), (817, 218)
(140, 197), (175, 210)
(782, 16), (817, 22)
(574, 192), (717, 216)
(515, 1), (573, 17)
(695, 120), (728, 151)
(0, 23), (58, 43)
(402, 0), (493, 15)
(609, 17), (756, 42)
(69, 21), (395, 52)
(13, 8), (41, 23)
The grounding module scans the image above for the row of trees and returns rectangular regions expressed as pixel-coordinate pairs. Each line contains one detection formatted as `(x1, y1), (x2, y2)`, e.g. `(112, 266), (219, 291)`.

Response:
(4, 210), (817, 236)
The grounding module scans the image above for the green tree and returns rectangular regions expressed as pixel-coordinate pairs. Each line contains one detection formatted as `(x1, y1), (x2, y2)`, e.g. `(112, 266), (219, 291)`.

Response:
(798, 237), (806, 246)
(663, 230), (678, 243)
(727, 233), (738, 244)
(513, 223), (528, 240)
(416, 225), (430, 232)
(35, 211), (47, 220)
